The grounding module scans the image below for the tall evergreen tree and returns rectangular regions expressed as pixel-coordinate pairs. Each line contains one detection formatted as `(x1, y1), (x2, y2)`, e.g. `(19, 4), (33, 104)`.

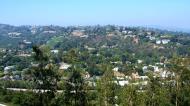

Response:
(97, 65), (117, 106)
(63, 66), (87, 106)
(146, 75), (171, 106)
(31, 45), (59, 106)
(169, 57), (190, 106)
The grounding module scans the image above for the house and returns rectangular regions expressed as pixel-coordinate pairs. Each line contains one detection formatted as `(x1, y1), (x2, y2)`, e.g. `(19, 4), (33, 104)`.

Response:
(72, 30), (84, 37)
(113, 67), (119, 72)
(122, 30), (127, 34)
(59, 62), (71, 70)
(18, 53), (31, 57)
(162, 39), (170, 44)
(4, 66), (15, 74)
(8, 32), (21, 36)
(107, 33), (115, 37)
(147, 36), (156, 40)
(114, 79), (129, 86)
(101, 45), (107, 48)
(113, 71), (125, 80)
(131, 72), (140, 80)
(139, 76), (149, 80)
(23, 40), (32, 45)
(152, 66), (160, 72)
(43, 30), (56, 34)
(156, 40), (161, 44)
(156, 39), (170, 45)
(1, 75), (12, 80)
(142, 66), (148, 72)
(84, 46), (95, 51)
(124, 35), (135, 39)
(137, 60), (143, 64)
(147, 32), (152, 35)
(156, 62), (164, 65)
(118, 80), (129, 86)
(31, 62), (39, 67)
(0, 48), (6, 53)
(160, 71), (175, 78)
(133, 36), (139, 44)
(132, 81), (148, 86)
(127, 31), (133, 34)
(51, 50), (59, 54)
(31, 30), (37, 34)
(8, 32), (21, 38)
(80, 35), (89, 38)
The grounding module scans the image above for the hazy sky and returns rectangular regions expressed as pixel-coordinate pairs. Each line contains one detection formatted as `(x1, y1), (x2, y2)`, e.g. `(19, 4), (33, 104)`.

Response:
(0, 0), (190, 29)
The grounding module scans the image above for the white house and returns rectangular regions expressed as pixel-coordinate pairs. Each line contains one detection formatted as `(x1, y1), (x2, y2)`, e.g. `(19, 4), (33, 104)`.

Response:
(160, 71), (175, 78)
(122, 30), (127, 34)
(4, 66), (15, 74)
(43, 31), (56, 34)
(152, 66), (160, 72)
(162, 39), (170, 44)
(149, 36), (156, 40)
(139, 76), (149, 80)
(23, 40), (32, 45)
(118, 80), (129, 86)
(80, 35), (89, 38)
(51, 50), (59, 54)
(127, 31), (133, 34)
(113, 67), (119, 72)
(156, 40), (161, 44)
(137, 60), (143, 64)
(142, 66), (148, 72)
(4, 66), (15, 71)
(8, 32), (21, 36)
(59, 63), (71, 70)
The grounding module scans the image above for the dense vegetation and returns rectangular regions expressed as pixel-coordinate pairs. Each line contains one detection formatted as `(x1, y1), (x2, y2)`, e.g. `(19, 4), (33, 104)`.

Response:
(0, 24), (190, 106)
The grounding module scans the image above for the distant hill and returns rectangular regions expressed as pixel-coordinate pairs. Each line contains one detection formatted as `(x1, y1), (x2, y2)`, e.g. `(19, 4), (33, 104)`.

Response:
(144, 25), (190, 33)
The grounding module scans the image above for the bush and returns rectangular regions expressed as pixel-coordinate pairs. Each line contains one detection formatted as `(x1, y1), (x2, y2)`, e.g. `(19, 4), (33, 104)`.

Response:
(12, 93), (23, 104)
(50, 94), (65, 106)
(2, 95), (12, 103)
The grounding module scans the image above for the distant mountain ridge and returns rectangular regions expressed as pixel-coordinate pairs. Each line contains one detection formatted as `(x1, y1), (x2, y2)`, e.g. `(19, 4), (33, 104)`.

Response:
(143, 25), (190, 33)
(1, 23), (190, 33)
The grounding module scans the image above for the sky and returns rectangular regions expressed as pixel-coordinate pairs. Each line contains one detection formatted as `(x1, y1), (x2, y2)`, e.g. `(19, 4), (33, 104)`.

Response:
(0, 0), (190, 29)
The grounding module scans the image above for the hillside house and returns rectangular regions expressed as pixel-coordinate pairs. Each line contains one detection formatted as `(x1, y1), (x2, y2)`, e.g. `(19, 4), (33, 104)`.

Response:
(59, 62), (71, 70)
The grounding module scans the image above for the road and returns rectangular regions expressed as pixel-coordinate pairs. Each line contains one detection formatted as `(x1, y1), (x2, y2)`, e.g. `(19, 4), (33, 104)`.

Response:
(6, 88), (63, 93)
(6, 88), (95, 93)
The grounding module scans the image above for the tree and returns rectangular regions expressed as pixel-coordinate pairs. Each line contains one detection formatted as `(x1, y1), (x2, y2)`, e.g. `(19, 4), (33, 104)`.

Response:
(168, 57), (190, 106)
(97, 65), (117, 106)
(146, 75), (171, 106)
(62, 48), (79, 64)
(31, 45), (59, 106)
(63, 66), (87, 106)
(119, 85), (147, 106)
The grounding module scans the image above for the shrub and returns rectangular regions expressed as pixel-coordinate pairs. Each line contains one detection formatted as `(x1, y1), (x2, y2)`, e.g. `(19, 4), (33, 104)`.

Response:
(2, 95), (12, 103)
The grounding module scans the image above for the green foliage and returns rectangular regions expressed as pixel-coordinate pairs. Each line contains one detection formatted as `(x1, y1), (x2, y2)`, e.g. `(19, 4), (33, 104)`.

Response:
(63, 66), (87, 106)
(46, 36), (64, 49)
(97, 65), (118, 106)
(146, 76), (172, 106)
(30, 46), (60, 106)
(0, 25), (190, 106)
(119, 85), (146, 106)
